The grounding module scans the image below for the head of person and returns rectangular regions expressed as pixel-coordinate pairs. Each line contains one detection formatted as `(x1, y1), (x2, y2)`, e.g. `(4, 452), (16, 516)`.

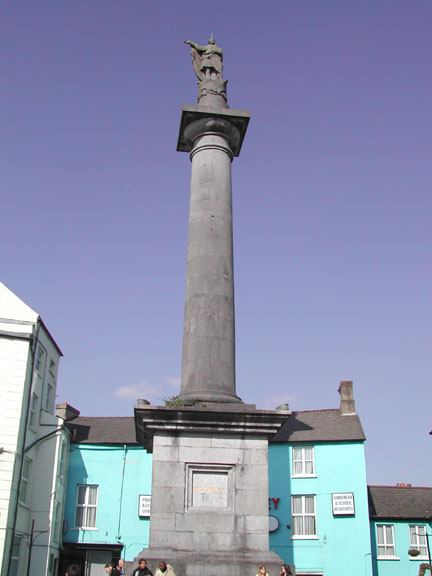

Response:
(104, 564), (113, 574)
(281, 565), (291, 575)
(159, 561), (167, 572)
(139, 559), (147, 569)
(118, 559), (125, 568)
(259, 566), (267, 575)
(66, 565), (81, 576)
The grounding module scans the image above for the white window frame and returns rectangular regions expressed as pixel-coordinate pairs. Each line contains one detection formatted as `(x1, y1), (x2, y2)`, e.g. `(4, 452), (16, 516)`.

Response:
(19, 457), (32, 503)
(74, 484), (98, 529)
(49, 358), (56, 377)
(376, 524), (397, 558)
(9, 535), (22, 576)
(291, 495), (317, 538)
(292, 446), (315, 477)
(45, 382), (53, 412)
(409, 525), (428, 559)
(58, 441), (67, 484)
(35, 345), (46, 376)
(29, 393), (38, 429)
(52, 499), (60, 542)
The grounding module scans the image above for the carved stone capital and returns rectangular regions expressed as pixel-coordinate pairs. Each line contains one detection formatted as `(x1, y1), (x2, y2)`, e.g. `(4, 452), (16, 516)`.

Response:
(177, 105), (250, 157)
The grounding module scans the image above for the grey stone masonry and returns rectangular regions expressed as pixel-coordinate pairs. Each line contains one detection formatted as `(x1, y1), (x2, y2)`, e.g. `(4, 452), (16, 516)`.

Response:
(134, 404), (289, 453)
(132, 404), (291, 576)
(177, 105), (249, 405)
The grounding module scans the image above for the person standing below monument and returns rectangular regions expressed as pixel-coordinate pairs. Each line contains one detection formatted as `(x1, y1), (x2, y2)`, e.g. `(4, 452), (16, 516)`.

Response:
(117, 558), (125, 574)
(104, 564), (120, 576)
(155, 561), (175, 576)
(132, 559), (154, 576)
(65, 566), (81, 576)
(257, 565), (270, 576)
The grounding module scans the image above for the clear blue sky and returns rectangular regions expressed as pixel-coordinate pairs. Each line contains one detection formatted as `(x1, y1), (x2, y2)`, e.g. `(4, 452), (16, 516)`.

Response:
(2, 1), (431, 485)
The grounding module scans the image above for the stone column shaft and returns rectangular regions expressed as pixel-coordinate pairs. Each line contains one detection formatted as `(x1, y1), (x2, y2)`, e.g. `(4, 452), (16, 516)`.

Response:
(181, 132), (241, 404)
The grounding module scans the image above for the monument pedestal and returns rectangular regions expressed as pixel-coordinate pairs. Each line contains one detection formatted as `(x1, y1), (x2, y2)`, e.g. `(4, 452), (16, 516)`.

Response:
(132, 404), (293, 576)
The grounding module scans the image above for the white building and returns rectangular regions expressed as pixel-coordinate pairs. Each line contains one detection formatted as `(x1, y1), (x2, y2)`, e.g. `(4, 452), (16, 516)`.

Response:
(0, 282), (72, 576)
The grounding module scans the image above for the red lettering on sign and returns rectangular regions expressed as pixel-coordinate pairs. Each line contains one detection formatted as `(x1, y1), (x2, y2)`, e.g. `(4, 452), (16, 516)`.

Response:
(269, 497), (280, 510)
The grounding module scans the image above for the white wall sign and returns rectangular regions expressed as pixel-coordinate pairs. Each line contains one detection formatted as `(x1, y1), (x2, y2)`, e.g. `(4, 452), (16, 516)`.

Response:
(332, 492), (355, 515)
(139, 495), (151, 517)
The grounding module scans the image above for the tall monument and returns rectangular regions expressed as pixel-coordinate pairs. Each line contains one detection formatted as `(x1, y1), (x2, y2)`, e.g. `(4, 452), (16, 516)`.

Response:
(134, 37), (291, 576)
(179, 35), (245, 405)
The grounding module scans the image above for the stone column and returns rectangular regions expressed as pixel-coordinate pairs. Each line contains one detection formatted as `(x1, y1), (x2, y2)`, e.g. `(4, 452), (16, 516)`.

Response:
(177, 107), (250, 405)
(181, 127), (237, 404)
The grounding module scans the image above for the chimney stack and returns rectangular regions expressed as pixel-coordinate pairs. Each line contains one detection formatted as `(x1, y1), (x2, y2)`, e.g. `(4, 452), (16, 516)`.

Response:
(338, 381), (356, 414)
(56, 402), (80, 422)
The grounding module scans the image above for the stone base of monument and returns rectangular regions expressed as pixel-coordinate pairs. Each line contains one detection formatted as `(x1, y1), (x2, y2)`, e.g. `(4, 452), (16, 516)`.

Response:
(126, 550), (294, 576)
(133, 405), (293, 576)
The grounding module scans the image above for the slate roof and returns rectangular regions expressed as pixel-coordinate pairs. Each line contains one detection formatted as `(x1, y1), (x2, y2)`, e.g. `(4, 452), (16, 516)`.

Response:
(368, 486), (432, 520)
(67, 417), (138, 445)
(271, 409), (366, 443)
(68, 408), (365, 445)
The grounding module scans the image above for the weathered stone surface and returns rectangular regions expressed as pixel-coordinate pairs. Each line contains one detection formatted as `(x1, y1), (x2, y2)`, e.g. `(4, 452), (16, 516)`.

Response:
(151, 445), (179, 462)
(151, 461), (184, 487)
(178, 445), (243, 464)
(175, 512), (235, 533)
(235, 488), (269, 516)
(245, 514), (270, 533)
(149, 486), (184, 515)
(235, 464), (269, 490)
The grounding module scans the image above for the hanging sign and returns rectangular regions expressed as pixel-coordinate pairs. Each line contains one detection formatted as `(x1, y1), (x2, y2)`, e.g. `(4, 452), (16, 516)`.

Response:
(332, 492), (355, 515)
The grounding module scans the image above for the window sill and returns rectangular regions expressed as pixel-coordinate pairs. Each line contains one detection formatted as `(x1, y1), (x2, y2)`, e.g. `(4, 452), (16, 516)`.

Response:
(409, 557), (428, 561)
(291, 475), (317, 479)
(70, 527), (99, 531)
(377, 556), (400, 561)
(291, 535), (319, 540)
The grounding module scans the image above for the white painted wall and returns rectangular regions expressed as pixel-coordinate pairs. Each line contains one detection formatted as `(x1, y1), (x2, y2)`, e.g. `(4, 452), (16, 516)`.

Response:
(0, 282), (66, 576)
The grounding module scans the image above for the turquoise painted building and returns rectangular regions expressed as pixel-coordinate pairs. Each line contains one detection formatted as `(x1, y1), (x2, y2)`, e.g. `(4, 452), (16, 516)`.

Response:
(62, 417), (152, 575)
(368, 485), (432, 576)
(269, 403), (373, 576)
(60, 393), (431, 576)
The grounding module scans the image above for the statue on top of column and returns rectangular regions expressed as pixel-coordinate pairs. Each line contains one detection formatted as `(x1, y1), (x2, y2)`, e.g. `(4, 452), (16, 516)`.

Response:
(185, 35), (228, 108)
